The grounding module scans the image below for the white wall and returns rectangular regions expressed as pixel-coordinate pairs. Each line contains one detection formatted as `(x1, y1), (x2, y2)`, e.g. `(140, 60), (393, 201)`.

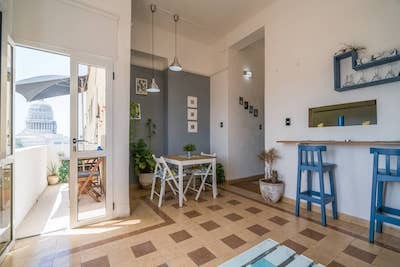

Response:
(227, 40), (265, 179)
(12, 0), (131, 218)
(210, 70), (229, 169)
(211, 0), (400, 220)
(14, 146), (48, 227)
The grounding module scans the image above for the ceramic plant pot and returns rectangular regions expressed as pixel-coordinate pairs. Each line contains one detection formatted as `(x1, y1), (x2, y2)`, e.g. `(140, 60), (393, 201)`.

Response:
(139, 173), (153, 189)
(259, 179), (284, 204)
(47, 175), (59, 185)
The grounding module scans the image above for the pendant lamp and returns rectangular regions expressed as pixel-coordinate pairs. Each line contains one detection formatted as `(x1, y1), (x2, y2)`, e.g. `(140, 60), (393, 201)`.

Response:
(147, 4), (160, 93)
(169, 14), (183, 71)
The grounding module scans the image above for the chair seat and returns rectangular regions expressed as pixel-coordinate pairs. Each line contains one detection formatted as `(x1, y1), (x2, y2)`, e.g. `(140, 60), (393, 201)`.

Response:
(299, 163), (336, 172)
(78, 171), (100, 178)
(191, 167), (211, 175)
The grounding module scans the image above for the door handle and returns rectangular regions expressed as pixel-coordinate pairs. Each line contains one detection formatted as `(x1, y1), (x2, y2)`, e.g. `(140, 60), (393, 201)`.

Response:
(72, 138), (86, 144)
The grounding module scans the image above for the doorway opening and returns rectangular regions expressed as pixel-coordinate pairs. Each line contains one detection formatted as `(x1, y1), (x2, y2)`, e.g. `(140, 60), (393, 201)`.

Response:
(15, 46), (71, 238)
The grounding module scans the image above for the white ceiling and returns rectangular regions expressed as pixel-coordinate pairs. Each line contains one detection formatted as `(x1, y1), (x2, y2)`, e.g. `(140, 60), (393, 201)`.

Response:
(132, 0), (273, 45)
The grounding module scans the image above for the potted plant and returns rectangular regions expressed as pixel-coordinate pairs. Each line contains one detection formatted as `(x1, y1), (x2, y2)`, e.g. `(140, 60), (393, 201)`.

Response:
(47, 161), (59, 185)
(183, 144), (196, 158)
(58, 160), (69, 183)
(131, 139), (155, 189)
(258, 148), (284, 204)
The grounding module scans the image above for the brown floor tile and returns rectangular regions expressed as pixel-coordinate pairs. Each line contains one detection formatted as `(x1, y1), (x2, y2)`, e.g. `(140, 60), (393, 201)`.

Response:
(187, 247), (216, 266)
(224, 213), (243, 222)
(81, 256), (110, 267)
(207, 205), (223, 211)
(169, 230), (192, 243)
(343, 244), (377, 264)
(282, 239), (307, 254)
(200, 220), (220, 231)
(184, 210), (202, 218)
(247, 224), (270, 236)
(245, 207), (262, 214)
(269, 216), (289, 225)
(131, 241), (157, 258)
(327, 260), (346, 267)
(300, 228), (326, 241)
(227, 199), (241, 205)
(157, 264), (168, 267)
(221, 234), (246, 249)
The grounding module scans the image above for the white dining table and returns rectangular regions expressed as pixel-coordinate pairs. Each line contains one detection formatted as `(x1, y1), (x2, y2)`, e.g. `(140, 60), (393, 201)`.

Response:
(163, 154), (217, 208)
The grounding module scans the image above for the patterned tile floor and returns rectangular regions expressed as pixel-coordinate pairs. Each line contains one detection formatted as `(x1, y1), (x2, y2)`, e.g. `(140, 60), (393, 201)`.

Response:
(2, 182), (400, 267)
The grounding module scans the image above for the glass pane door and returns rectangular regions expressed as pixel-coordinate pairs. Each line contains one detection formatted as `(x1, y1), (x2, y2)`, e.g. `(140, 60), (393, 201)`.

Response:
(70, 58), (112, 227)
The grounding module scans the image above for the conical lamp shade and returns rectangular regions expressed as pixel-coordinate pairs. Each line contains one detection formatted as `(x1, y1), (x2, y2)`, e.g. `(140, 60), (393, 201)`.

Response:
(169, 56), (182, 72)
(147, 78), (160, 93)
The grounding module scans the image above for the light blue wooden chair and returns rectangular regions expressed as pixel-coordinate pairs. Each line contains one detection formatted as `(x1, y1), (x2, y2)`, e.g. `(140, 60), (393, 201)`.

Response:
(295, 145), (337, 226)
(369, 148), (400, 243)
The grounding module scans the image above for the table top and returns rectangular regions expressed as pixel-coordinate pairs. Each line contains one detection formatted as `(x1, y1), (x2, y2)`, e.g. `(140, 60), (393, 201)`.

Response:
(163, 155), (216, 162)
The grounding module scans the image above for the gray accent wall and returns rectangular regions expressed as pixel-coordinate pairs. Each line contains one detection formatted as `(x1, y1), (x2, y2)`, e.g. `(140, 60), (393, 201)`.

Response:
(130, 65), (210, 183)
(166, 70), (210, 155)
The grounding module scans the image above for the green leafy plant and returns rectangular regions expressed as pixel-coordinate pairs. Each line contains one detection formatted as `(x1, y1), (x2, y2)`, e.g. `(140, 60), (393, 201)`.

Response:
(58, 161), (69, 183)
(131, 139), (155, 177)
(258, 148), (281, 183)
(145, 118), (156, 150)
(216, 163), (225, 184)
(183, 144), (196, 152)
(47, 161), (59, 176)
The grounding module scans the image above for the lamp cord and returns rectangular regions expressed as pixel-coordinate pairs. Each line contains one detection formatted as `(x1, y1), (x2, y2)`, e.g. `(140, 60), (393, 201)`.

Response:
(151, 6), (155, 79)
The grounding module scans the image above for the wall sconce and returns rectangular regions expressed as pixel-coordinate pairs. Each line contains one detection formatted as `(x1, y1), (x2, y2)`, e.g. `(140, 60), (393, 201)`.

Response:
(243, 70), (252, 79)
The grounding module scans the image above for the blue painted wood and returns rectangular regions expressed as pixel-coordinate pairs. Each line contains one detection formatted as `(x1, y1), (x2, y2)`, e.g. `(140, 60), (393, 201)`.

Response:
(334, 50), (400, 92)
(369, 148), (400, 243)
(295, 145), (337, 226)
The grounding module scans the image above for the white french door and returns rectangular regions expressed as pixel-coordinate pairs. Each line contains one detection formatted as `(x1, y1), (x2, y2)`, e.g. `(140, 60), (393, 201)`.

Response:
(69, 55), (113, 228)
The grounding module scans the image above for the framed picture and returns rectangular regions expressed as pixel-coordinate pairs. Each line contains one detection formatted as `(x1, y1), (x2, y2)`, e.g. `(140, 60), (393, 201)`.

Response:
(254, 109), (258, 117)
(188, 121), (198, 133)
(133, 103), (141, 120)
(135, 78), (148, 95)
(239, 96), (243, 105)
(249, 105), (254, 114)
(187, 108), (198, 120)
(244, 101), (249, 110)
(187, 96), (198, 108)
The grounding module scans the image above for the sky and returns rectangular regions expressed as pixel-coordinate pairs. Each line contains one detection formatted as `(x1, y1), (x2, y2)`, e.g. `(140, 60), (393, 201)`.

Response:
(15, 46), (70, 136)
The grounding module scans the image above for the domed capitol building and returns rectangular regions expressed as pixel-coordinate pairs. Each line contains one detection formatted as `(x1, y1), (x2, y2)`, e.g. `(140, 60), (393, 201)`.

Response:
(16, 102), (68, 148)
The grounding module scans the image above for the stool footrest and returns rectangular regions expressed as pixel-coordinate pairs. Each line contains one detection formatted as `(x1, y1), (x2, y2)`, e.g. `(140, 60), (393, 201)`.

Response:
(378, 206), (400, 217)
(375, 212), (400, 226)
(299, 191), (335, 204)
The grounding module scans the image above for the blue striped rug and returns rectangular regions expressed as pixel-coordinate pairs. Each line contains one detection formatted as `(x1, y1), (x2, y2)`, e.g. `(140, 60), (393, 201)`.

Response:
(219, 239), (324, 267)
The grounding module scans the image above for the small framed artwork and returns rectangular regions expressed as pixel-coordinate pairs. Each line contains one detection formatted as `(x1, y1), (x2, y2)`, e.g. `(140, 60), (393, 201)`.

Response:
(134, 104), (141, 120)
(239, 96), (243, 105)
(249, 105), (254, 114)
(187, 96), (198, 108)
(188, 121), (198, 133)
(187, 108), (198, 120)
(135, 78), (148, 95)
(254, 109), (258, 117)
(244, 101), (249, 110)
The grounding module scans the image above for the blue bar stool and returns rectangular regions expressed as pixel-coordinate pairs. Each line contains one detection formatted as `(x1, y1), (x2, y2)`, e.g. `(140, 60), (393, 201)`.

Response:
(369, 148), (400, 243)
(295, 145), (338, 226)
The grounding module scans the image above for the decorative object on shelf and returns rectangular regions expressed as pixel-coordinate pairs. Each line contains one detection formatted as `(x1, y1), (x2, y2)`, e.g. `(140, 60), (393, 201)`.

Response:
(334, 47), (400, 91)
(244, 101), (249, 109)
(187, 96), (197, 108)
(249, 105), (253, 114)
(183, 143), (196, 158)
(187, 108), (197, 120)
(148, 4), (160, 93)
(188, 121), (198, 133)
(258, 148), (284, 204)
(254, 109), (258, 117)
(135, 78), (148, 95)
(239, 96), (243, 105)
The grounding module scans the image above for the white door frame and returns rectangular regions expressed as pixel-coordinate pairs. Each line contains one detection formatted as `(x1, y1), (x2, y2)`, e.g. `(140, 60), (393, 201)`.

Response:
(69, 54), (113, 228)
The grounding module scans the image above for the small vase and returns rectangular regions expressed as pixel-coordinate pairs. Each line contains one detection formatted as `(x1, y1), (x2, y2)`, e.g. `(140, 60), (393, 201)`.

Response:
(187, 151), (191, 158)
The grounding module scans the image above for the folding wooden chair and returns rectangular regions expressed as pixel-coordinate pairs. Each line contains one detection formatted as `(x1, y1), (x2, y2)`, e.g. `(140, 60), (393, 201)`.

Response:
(78, 157), (104, 202)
